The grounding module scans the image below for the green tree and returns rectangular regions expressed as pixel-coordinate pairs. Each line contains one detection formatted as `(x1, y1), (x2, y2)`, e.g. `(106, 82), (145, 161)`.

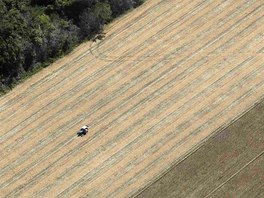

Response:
(94, 1), (112, 22)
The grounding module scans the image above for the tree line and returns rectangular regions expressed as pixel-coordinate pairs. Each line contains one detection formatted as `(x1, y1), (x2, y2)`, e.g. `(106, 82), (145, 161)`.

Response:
(0, 0), (144, 93)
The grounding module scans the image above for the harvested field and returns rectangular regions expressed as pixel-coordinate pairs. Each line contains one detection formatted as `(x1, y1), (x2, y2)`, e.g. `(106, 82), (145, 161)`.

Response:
(136, 98), (264, 198)
(0, 0), (264, 197)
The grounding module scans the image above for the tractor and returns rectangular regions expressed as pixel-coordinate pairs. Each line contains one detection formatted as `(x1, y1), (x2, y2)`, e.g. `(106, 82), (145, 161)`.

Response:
(77, 125), (89, 137)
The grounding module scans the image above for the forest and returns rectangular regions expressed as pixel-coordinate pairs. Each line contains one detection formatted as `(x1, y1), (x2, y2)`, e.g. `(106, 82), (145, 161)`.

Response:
(0, 0), (143, 93)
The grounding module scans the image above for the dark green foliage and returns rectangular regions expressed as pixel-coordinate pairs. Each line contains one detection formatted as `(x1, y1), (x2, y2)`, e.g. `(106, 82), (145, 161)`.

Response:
(94, 2), (112, 22)
(79, 8), (101, 39)
(0, 0), (144, 92)
(108, 0), (134, 17)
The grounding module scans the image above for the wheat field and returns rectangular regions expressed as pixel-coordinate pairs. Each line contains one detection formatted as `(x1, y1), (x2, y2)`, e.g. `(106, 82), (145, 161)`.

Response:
(0, 0), (263, 197)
